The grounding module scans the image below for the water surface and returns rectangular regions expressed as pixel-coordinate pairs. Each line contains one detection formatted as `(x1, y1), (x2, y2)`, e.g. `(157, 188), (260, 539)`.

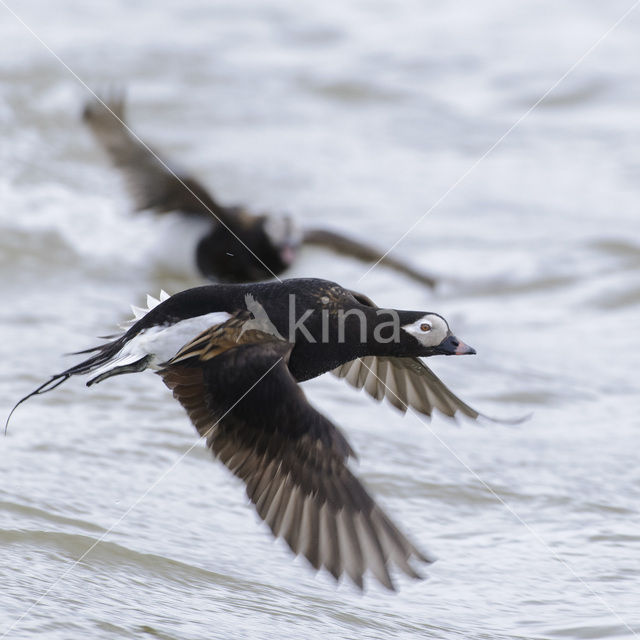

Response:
(1, 1), (639, 638)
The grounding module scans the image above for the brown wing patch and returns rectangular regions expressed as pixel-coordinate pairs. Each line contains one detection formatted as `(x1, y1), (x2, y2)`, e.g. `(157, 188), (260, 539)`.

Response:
(157, 326), (433, 590)
(168, 312), (284, 366)
(160, 367), (213, 437)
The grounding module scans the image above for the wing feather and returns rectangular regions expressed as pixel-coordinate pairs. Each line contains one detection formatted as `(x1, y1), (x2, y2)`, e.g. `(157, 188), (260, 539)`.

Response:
(83, 95), (229, 221)
(157, 320), (433, 590)
(303, 228), (437, 288)
(332, 355), (481, 421)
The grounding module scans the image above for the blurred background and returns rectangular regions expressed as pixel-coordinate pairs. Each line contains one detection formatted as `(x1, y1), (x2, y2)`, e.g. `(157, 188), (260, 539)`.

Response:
(1, 1), (639, 638)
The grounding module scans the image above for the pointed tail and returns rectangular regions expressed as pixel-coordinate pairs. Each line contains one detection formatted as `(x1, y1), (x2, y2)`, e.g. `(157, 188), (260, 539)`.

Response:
(5, 335), (128, 434)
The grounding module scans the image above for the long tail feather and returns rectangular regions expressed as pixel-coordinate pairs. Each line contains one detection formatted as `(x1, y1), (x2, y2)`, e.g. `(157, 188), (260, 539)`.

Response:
(5, 373), (71, 434)
(5, 334), (127, 433)
(68, 343), (113, 356)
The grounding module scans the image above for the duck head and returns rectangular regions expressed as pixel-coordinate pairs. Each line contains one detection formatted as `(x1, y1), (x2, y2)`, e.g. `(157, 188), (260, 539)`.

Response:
(262, 214), (302, 270)
(399, 312), (476, 357)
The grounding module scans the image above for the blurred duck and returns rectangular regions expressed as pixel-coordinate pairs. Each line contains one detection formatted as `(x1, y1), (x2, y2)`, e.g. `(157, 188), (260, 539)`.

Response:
(10, 277), (489, 590)
(83, 96), (437, 286)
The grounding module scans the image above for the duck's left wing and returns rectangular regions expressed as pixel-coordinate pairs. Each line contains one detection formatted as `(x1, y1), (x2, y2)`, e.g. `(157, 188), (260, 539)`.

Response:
(83, 95), (227, 219)
(157, 317), (433, 590)
(332, 355), (481, 421)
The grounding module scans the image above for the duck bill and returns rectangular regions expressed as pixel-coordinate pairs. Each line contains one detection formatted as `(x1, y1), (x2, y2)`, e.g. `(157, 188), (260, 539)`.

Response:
(279, 244), (297, 266)
(436, 334), (476, 356)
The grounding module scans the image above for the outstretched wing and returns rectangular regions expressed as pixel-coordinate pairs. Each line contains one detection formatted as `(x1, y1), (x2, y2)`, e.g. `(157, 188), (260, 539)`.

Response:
(332, 355), (480, 421)
(303, 228), (437, 288)
(158, 319), (434, 590)
(336, 288), (486, 422)
(83, 95), (226, 219)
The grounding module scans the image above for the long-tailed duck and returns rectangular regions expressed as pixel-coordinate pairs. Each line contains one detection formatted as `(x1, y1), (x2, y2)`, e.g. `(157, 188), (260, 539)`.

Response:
(83, 96), (438, 287)
(10, 278), (491, 590)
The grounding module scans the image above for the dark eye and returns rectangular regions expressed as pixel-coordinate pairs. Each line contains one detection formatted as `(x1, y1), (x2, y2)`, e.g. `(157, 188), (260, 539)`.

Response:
(420, 323), (432, 332)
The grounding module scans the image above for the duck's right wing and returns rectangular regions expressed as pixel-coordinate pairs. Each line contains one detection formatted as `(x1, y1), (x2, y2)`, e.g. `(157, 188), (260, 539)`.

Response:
(332, 355), (481, 421)
(332, 355), (527, 424)
(158, 317), (434, 590)
(303, 228), (437, 288)
(83, 95), (225, 219)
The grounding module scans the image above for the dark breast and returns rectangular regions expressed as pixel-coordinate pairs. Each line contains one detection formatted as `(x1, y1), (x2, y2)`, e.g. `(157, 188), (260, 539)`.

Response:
(265, 280), (369, 380)
(287, 341), (351, 381)
(196, 222), (289, 282)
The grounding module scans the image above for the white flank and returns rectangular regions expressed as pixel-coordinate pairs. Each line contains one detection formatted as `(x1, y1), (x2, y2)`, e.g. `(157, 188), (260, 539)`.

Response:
(89, 311), (232, 383)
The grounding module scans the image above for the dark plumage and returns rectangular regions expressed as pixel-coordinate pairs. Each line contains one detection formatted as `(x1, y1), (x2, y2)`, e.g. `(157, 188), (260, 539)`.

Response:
(82, 96), (438, 286)
(10, 278), (491, 590)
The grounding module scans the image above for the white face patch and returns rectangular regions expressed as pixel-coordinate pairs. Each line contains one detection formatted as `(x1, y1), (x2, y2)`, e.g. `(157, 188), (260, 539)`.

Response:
(401, 313), (449, 347)
(264, 215), (302, 248)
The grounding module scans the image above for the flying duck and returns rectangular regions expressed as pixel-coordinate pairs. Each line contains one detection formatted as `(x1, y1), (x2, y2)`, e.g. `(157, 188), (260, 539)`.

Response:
(82, 96), (438, 286)
(10, 278), (484, 590)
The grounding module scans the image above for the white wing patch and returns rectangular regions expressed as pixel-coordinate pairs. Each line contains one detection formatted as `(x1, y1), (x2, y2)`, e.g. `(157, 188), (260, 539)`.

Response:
(120, 290), (171, 329)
